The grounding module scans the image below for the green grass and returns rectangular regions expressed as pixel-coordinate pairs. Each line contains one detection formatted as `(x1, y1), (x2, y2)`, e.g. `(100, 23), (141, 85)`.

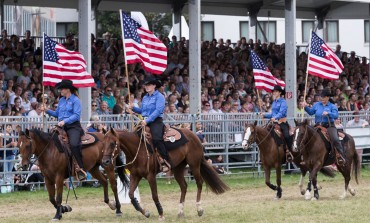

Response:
(1, 168), (370, 222)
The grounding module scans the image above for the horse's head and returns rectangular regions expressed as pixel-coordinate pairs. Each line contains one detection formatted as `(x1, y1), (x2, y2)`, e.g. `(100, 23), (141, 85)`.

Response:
(242, 121), (257, 150)
(292, 119), (309, 152)
(102, 128), (119, 168)
(17, 129), (34, 169)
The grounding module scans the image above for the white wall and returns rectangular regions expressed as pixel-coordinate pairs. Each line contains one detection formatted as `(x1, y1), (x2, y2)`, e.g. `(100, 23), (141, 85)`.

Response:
(54, 8), (79, 22)
(201, 15), (369, 59)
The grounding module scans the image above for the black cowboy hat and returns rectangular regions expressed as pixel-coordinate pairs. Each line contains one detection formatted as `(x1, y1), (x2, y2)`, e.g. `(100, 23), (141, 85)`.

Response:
(143, 76), (162, 88)
(272, 85), (285, 95)
(55, 79), (77, 91)
(320, 89), (331, 97)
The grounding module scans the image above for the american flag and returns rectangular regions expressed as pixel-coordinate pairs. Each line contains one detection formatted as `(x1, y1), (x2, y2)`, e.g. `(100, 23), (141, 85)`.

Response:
(250, 50), (285, 92)
(121, 11), (167, 75)
(307, 31), (343, 80)
(43, 33), (95, 88)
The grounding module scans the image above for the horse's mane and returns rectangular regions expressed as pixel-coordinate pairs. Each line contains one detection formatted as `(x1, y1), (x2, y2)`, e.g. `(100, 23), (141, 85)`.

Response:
(31, 128), (65, 152)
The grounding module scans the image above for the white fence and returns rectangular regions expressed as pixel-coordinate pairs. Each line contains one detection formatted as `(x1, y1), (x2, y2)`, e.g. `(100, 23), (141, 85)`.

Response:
(0, 111), (369, 192)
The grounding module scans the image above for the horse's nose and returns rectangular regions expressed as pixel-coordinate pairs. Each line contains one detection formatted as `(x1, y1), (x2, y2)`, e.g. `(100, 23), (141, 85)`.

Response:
(241, 140), (248, 150)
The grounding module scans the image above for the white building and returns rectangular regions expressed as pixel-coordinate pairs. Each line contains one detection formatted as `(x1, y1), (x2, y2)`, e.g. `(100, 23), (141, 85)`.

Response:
(201, 14), (370, 57)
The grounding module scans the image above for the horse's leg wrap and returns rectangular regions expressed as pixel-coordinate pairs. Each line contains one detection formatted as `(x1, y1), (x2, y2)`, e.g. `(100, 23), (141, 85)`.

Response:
(306, 180), (312, 192)
(131, 197), (142, 212)
(155, 202), (164, 216)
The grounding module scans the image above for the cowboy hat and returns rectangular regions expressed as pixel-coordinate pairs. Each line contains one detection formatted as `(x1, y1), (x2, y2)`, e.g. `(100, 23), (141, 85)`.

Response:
(143, 76), (162, 88)
(55, 79), (77, 91)
(320, 89), (331, 97)
(272, 85), (285, 95)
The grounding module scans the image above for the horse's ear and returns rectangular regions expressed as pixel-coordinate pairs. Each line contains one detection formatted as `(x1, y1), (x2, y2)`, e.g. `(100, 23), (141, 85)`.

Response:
(102, 127), (107, 134)
(25, 129), (30, 137)
(254, 120), (257, 126)
(110, 127), (117, 136)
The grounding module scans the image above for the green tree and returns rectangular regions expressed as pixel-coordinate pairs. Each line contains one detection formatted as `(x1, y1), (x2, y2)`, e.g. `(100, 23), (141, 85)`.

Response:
(96, 11), (121, 38)
(96, 11), (172, 39)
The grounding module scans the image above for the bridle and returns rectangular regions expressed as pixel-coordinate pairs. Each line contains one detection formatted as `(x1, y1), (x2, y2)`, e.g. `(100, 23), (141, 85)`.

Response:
(21, 131), (56, 168)
(243, 122), (274, 148)
(295, 124), (318, 151)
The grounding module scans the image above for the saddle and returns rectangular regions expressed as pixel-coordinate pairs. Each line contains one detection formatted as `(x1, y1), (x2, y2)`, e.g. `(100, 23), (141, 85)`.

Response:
(142, 124), (182, 144)
(163, 124), (182, 142)
(316, 126), (346, 142)
(53, 126), (97, 146)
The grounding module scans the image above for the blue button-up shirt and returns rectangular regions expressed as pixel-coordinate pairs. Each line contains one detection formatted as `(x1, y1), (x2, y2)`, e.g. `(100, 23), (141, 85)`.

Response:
(264, 97), (287, 120)
(133, 90), (165, 124)
(304, 101), (338, 123)
(47, 94), (81, 124)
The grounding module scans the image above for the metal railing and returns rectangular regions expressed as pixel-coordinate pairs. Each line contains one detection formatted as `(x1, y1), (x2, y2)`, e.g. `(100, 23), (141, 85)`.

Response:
(0, 111), (369, 192)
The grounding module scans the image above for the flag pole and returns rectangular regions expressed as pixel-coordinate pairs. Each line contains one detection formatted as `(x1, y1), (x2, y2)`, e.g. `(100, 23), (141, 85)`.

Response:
(42, 32), (46, 130)
(302, 29), (313, 121)
(257, 89), (264, 125)
(120, 10), (134, 130)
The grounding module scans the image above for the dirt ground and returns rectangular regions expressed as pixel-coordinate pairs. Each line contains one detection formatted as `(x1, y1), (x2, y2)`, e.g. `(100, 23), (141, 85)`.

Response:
(1, 173), (370, 223)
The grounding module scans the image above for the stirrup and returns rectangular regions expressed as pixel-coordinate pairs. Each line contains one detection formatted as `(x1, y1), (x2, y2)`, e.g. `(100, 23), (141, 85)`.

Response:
(76, 169), (87, 181)
(336, 155), (346, 166)
(162, 165), (170, 173)
(286, 150), (293, 162)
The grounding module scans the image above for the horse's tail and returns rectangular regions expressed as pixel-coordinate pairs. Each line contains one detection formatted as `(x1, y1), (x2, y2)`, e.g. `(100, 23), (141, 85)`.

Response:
(352, 148), (360, 184)
(200, 158), (230, 194)
(319, 166), (336, 178)
(115, 156), (130, 191)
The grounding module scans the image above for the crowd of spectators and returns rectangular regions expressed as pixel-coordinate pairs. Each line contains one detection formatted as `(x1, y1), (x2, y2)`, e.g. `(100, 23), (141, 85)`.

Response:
(0, 29), (370, 185)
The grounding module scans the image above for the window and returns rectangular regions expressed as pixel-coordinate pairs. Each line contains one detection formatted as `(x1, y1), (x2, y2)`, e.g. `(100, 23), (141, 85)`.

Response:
(365, 20), (369, 43)
(201, 21), (214, 41)
(325, 21), (339, 42)
(240, 21), (249, 39)
(302, 21), (314, 43)
(256, 21), (276, 43)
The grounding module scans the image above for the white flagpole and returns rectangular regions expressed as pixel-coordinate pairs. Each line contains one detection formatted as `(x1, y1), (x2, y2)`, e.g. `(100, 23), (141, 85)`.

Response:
(120, 10), (134, 129)
(42, 32), (46, 130)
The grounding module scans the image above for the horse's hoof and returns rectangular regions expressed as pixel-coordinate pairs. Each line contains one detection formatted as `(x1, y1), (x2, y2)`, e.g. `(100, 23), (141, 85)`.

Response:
(158, 215), (165, 221)
(197, 208), (204, 217)
(65, 204), (72, 212)
(339, 194), (346, 200)
(317, 185), (322, 190)
(349, 189), (356, 196)
(311, 197), (318, 201)
(51, 218), (60, 222)
(304, 191), (311, 200)
(108, 201), (116, 210)
(116, 212), (123, 217)
(300, 190), (305, 196)
(178, 211), (185, 218)
(144, 209), (150, 218)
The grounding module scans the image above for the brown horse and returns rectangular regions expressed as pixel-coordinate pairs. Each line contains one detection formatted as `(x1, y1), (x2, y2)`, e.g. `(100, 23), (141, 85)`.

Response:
(101, 128), (229, 220)
(18, 128), (129, 221)
(292, 119), (360, 200)
(241, 121), (335, 199)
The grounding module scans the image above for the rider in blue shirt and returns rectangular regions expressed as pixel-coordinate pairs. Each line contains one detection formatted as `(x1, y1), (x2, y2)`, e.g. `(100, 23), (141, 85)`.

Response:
(262, 85), (293, 160)
(131, 76), (170, 172)
(43, 79), (87, 180)
(303, 89), (345, 165)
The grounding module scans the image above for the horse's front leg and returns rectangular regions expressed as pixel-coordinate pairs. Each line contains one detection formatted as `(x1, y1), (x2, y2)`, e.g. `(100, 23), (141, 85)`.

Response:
(308, 164), (321, 200)
(264, 167), (278, 196)
(129, 175), (150, 218)
(147, 173), (165, 220)
(44, 177), (64, 221)
(106, 165), (122, 216)
(299, 169), (307, 195)
(275, 165), (282, 199)
(51, 176), (68, 221)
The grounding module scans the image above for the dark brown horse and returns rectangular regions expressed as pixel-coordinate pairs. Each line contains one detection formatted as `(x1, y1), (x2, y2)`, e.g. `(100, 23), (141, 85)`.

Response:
(18, 129), (129, 221)
(101, 128), (229, 220)
(292, 119), (360, 200)
(242, 121), (335, 199)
